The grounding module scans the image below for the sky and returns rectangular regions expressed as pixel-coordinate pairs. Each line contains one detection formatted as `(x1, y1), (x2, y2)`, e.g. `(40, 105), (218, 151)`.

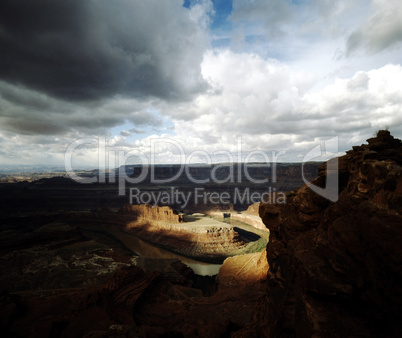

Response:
(0, 0), (401, 168)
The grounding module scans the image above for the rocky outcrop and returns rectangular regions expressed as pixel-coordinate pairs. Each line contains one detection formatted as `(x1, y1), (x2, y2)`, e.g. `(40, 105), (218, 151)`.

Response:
(122, 204), (184, 224)
(218, 248), (269, 288)
(258, 130), (402, 337)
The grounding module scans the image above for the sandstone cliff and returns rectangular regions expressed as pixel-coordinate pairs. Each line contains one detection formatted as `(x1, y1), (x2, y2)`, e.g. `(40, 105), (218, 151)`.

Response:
(120, 205), (266, 263)
(122, 204), (184, 224)
(218, 248), (269, 288)
(258, 130), (402, 337)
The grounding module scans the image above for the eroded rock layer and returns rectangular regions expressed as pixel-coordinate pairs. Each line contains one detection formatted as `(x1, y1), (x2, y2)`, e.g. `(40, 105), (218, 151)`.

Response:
(258, 130), (402, 337)
(121, 206), (260, 263)
(218, 248), (269, 288)
(122, 204), (184, 224)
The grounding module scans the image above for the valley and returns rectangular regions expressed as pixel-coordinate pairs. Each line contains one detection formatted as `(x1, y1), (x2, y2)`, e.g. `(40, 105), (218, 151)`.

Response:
(1, 132), (401, 336)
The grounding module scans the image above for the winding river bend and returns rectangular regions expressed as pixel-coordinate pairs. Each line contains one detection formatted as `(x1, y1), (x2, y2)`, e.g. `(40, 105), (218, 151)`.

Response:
(79, 215), (268, 276)
(79, 222), (222, 275)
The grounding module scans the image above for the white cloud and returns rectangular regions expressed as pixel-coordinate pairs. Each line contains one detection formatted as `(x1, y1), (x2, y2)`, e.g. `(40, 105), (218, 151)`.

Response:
(160, 53), (402, 162)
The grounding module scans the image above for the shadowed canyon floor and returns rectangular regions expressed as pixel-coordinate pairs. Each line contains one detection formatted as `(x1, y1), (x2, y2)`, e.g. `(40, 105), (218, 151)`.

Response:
(0, 210), (269, 337)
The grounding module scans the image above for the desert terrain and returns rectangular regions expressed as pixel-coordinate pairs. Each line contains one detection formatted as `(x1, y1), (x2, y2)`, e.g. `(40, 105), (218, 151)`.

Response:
(1, 131), (401, 337)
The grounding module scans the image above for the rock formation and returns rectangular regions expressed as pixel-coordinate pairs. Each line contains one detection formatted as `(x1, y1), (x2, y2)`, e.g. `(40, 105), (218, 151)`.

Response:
(1, 258), (266, 337)
(258, 130), (402, 336)
(2, 131), (402, 337)
(122, 204), (184, 224)
(218, 248), (269, 288)
(121, 206), (265, 263)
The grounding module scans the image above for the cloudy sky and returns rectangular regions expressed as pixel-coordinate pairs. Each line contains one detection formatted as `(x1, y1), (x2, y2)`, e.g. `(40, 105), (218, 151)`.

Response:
(1, 0), (401, 168)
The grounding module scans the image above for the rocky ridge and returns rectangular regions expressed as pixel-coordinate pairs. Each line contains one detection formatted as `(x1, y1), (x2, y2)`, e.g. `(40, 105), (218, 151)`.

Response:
(257, 130), (402, 337)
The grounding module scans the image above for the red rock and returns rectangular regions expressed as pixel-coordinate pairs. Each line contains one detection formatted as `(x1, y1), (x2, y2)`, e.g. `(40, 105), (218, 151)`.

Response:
(256, 130), (402, 337)
(122, 204), (184, 223)
(217, 249), (269, 288)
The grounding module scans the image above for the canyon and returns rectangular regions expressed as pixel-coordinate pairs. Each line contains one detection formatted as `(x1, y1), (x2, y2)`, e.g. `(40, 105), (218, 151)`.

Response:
(0, 131), (401, 336)
(121, 204), (268, 263)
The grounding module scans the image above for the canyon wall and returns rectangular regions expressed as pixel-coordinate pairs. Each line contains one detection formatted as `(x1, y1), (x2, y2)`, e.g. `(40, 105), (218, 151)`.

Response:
(257, 130), (402, 336)
(122, 204), (184, 225)
(120, 205), (263, 263)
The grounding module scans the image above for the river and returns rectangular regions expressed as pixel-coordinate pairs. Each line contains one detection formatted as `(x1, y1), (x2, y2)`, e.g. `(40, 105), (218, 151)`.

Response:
(79, 215), (268, 276)
(80, 222), (222, 276)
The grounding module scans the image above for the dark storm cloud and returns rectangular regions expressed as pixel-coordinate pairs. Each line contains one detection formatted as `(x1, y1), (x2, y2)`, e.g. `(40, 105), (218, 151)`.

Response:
(0, 80), (163, 135)
(346, 1), (402, 55)
(4, 117), (68, 135)
(0, 0), (209, 102)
